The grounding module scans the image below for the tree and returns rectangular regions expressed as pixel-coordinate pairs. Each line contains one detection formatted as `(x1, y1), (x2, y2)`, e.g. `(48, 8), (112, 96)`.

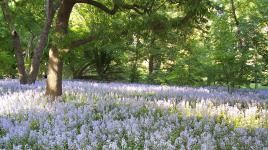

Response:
(44, 0), (212, 97)
(0, 0), (58, 84)
(196, 0), (268, 90)
(45, 0), (149, 96)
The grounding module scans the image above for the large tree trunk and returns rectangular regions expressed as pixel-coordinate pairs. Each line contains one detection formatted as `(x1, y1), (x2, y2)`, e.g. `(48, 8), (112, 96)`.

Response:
(44, 0), (144, 97)
(45, 0), (75, 96)
(45, 46), (63, 96)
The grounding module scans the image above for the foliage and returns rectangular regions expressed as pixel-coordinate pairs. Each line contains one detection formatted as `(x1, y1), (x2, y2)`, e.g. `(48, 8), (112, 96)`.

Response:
(0, 0), (267, 89)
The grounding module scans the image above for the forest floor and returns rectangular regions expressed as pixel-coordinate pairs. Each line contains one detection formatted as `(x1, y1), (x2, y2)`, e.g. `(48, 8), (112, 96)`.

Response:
(0, 80), (268, 149)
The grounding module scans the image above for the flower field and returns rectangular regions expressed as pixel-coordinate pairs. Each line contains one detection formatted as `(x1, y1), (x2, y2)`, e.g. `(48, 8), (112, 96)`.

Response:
(0, 80), (268, 150)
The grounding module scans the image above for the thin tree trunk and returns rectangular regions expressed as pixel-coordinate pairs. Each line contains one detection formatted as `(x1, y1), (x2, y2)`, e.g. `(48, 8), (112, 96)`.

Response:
(1, 0), (28, 84)
(230, 0), (246, 82)
(149, 54), (154, 75)
(230, 0), (243, 50)
(94, 51), (105, 80)
(130, 48), (139, 83)
(1, 0), (57, 84)
(28, 0), (56, 83)
(26, 32), (35, 59)
(11, 31), (28, 84)
(148, 36), (155, 77)
(73, 62), (91, 79)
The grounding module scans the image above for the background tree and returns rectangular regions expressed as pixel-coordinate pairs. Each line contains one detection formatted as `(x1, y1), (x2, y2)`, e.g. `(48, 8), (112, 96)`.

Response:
(45, 0), (212, 97)
(0, 0), (267, 97)
(0, 0), (58, 84)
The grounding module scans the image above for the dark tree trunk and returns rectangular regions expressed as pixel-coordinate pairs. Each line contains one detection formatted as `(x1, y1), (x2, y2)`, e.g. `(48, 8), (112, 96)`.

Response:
(230, 0), (246, 83)
(130, 48), (139, 83)
(230, 0), (243, 50)
(28, 0), (56, 83)
(73, 62), (91, 79)
(12, 31), (28, 84)
(155, 57), (162, 71)
(148, 36), (156, 78)
(149, 54), (154, 75)
(1, 0), (28, 84)
(1, 0), (57, 84)
(44, 0), (145, 97)
(94, 51), (106, 80)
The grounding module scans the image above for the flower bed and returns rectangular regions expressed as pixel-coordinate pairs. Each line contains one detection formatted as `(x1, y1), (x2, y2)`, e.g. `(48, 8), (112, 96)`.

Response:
(0, 80), (268, 149)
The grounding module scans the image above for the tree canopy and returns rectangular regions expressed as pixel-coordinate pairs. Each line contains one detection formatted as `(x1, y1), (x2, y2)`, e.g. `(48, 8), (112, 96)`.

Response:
(0, 0), (267, 96)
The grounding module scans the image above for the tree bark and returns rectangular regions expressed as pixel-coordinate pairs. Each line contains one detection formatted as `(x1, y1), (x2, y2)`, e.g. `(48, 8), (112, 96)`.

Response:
(94, 51), (107, 80)
(45, 46), (63, 96)
(1, 0), (57, 84)
(45, 0), (75, 96)
(148, 37), (156, 77)
(130, 47), (140, 83)
(45, 0), (147, 97)
(230, 0), (246, 83)
(149, 54), (154, 75)
(230, 0), (243, 50)
(11, 31), (28, 84)
(28, 0), (56, 83)
(73, 62), (91, 79)
(1, 0), (28, 84)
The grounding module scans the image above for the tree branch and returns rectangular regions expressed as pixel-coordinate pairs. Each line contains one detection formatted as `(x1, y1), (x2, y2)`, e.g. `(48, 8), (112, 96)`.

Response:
(75, 0), (119, 14)
(121, 3), (145, 14)
(0, 0), (13, 29)
(1, 0), (28, 84)
(69, 35), (97, 48)
(28, 0), (58, 83)
(75, 0), (146, 15)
